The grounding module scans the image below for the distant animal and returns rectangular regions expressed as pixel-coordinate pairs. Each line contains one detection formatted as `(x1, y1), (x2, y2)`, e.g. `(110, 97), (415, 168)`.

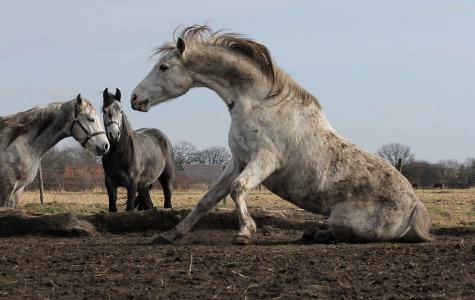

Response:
(433, 183), (444, 190)
(0, 95), (109, 208)
(131, 25), (431, 244)
(101, 88), (174, 212)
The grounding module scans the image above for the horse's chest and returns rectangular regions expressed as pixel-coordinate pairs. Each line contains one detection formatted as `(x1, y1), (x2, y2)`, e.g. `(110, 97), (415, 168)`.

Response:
(229, 116), (270, 166)
(103, 159), (133, 186)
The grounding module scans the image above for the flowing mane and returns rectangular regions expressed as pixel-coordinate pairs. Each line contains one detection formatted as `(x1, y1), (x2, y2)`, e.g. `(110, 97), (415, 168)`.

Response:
(156, 25), (320, 107)
(0, 103), (63, 148)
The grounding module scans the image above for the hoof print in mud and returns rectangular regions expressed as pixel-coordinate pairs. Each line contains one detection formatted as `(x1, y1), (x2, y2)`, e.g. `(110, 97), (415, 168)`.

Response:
(153, 235), (175, 245)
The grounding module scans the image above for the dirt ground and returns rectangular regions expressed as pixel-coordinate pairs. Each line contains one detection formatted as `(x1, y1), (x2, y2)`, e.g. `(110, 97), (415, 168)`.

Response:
(0, 224), (474, 299)
(2, 189), (473, 299)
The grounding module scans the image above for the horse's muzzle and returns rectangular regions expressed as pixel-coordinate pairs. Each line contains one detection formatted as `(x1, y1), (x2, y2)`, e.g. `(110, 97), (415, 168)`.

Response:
(131, 95), (150, 112)
(96, 142), (110, 156)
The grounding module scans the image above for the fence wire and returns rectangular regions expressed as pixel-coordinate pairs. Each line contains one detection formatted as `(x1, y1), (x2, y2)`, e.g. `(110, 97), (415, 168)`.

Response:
(16, 165), (475, 192)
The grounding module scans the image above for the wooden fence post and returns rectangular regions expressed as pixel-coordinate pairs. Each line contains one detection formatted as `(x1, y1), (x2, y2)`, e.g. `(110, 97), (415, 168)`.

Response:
(396, 158), (403, 172)
(38, 163), (44, 205)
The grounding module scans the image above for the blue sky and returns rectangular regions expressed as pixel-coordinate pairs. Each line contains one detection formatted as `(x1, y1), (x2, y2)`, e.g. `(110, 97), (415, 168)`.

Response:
(1, 1), (474, 162)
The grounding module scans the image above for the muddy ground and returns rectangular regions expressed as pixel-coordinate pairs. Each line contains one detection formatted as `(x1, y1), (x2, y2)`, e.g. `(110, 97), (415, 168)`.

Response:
(0, 210), (474, 299)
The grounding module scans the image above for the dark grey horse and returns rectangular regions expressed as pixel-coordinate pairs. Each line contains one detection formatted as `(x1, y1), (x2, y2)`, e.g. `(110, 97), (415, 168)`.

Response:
(101, 88), (174, 212)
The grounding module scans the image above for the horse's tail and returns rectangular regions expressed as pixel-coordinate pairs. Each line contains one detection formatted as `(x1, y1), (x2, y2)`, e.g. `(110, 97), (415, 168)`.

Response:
(161, 141), (175, 182)
(141, 128), (175, 182)
(400, 200), (433, 242)
(152, 129), (174, 183)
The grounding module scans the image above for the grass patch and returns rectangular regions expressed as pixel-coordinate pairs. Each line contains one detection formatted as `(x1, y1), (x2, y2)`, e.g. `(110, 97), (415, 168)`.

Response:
(19, 188), (475, 229)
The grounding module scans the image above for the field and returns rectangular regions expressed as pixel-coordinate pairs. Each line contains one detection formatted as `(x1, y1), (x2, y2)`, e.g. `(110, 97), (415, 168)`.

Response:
(0, 189), (473, 299)
(19, 188), (475, 229)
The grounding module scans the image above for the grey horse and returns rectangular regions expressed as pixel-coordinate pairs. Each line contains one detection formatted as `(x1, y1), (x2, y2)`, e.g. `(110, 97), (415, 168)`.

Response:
(131, 25), (432, 244)
(0, 95), (109, 208)
(101, 88), (174, 212)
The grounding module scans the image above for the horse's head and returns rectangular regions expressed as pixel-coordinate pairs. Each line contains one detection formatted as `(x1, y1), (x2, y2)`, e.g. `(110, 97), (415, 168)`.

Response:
(131, 38), (193, 112)
(102, 88), (123, 142)
(71, 94), (109, 156)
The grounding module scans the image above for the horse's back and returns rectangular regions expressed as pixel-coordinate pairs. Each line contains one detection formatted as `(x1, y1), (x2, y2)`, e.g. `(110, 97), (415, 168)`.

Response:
(136, 128), (172, 154)
(135, 128), (175, 184)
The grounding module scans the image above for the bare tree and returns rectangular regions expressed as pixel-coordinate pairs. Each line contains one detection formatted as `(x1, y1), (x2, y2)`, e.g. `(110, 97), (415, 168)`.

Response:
(195, 146), (231, 165)
(377, 143), (414, 169)
(173, 141), (199, 166)
(63, 145), (100, 166)
(438, 159), (461, 184)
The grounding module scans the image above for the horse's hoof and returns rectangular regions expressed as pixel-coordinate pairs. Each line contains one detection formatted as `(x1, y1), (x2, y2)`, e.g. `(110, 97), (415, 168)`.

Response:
(233, 235), (252, 245)
(302, 228), (317, 242)
(313, 230), (335, 244)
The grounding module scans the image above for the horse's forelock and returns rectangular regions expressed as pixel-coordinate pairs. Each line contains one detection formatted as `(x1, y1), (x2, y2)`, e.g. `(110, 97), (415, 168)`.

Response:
(102, 95), (117, 110)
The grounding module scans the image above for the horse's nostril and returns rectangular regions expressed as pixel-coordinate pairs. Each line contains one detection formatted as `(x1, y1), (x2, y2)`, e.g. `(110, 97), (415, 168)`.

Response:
(132, 94), (137, 102)
(104, 143), (110, 151)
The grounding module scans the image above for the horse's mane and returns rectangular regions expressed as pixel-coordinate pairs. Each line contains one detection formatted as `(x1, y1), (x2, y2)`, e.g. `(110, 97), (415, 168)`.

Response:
(107, 112), (136, 158)
(156, 25), (320, 108)
(0, 103), (63, 148)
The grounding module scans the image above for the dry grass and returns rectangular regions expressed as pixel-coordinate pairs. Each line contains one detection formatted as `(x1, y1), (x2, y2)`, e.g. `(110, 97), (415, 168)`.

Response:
(19, 188), (474, 229)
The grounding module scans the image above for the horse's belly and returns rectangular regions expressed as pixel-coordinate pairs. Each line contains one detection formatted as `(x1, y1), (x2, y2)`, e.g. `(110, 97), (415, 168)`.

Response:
(109, 171), (130, 188)
(264, 176), (334, 216)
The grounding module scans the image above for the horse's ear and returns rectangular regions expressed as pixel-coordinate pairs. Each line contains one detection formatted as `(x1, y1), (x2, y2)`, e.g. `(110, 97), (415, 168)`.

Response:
(177, 37), (186, 54)
(76, 93), (83, 106)
(103, 88), (109, 101)
(115, 88), (121, 101)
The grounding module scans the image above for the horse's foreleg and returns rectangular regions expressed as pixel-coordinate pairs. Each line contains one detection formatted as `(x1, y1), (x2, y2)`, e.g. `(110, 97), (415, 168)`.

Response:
(105, 176), (118, 213)
(155, 160), (238, 244)
(230, 149), (279, 245)
(126, 182), (138, 212)
(137, 187), (153, 210)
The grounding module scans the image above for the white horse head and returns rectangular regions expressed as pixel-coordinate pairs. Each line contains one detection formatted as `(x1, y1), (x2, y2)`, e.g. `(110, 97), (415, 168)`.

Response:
(71, 94), (110, 156)
(131, 38), (193, 112)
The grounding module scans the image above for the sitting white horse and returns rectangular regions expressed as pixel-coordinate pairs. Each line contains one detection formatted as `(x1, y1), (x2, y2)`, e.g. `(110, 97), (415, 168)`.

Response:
(131, 25), (432, 244)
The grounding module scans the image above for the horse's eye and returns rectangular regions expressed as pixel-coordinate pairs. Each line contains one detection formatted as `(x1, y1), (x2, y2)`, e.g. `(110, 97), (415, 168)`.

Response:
(159, 64), (169, 72)
(88, 117), (95, 122)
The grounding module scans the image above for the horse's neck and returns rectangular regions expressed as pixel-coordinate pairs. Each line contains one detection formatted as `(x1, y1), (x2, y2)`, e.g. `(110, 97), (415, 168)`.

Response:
(30, 106), (70, 158)
(189, 48), (271, 109)
(189, 48), (318, 115)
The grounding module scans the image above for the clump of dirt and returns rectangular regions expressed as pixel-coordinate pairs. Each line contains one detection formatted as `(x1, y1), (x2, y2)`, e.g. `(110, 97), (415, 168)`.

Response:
(0, 211), (96, 236)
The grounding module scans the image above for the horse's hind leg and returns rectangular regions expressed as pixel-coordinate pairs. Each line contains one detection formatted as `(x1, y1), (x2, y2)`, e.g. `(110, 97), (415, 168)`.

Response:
(326, 200), (412, 243)
(136, 192), (145, 211)
(159, 176), (172, 209)
(144, 187), (154, 209)
(137, 188), (153, 211)
(302, 221), (336, 244)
